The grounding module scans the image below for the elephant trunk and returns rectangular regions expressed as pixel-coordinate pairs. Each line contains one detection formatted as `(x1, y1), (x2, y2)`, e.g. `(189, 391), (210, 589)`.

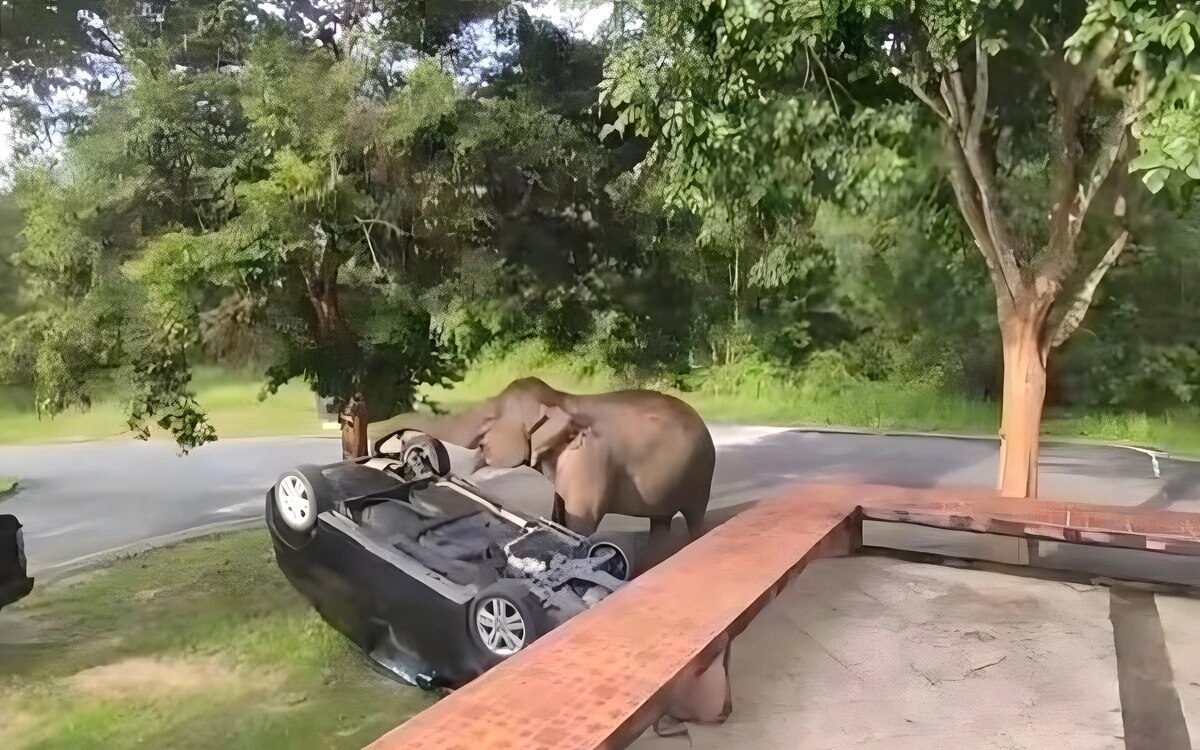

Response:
(370, 400), (496, 450)
(420, 401), (496, 449)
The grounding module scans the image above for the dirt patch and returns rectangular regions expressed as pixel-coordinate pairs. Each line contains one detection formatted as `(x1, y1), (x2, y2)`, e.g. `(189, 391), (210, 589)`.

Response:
(0, 611), (47, 645)
(49, 567), (113, 589)
(67, 656), (271, 701)
(133, 587), (164, 602)
(0, 707), (37, 739)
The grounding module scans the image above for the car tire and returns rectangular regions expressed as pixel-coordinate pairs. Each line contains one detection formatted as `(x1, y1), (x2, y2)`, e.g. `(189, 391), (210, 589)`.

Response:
(587, 541), (632, 582)
(469, 580), (546, 662)
(587, 532), (636, 581)
(402, 434), (451, 479)
(271, 465), (332, 549)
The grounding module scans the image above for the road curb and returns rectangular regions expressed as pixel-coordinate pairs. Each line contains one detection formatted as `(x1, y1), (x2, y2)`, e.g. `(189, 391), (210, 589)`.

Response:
(772, 425), (1190, 464)
(35, 517), (264, 584)
(6, 422), (1193, 463)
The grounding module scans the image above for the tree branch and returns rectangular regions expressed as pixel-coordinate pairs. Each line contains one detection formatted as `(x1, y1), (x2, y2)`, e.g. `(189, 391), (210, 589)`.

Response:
(947, 67), (971, 136)
(1049, 230), (1130, 348)
(87, 26), (124, 60)
(903, 78), (951, 125)
(1045, 60), (1084, 266)
(355, 217), (411, 237)
(956, 128), (1023, 297)
(931, 59), (1022, 298)
(938, 74), (961, 125)
(968, 39), (988, 151)
(1075, 77), (1147, 236)
(1041, 71), (1146, 284)
(944, 135), (1015, 305)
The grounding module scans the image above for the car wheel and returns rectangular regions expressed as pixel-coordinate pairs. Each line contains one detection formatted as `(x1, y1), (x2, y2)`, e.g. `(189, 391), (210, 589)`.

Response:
(270, 465), (331, 549)
(587, 541), (632, 582)
(469, 580), (545, 660)
(401, 434), (451, 479)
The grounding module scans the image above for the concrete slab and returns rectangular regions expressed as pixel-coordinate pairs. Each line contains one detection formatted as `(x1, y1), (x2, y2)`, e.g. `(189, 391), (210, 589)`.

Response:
(1157, 595), (1200, 745)
(630, 557), (1123, 750)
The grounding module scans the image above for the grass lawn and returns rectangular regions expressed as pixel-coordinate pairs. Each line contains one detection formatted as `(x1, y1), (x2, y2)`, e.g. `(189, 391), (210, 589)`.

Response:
(0, 368), (322, 446)
(0, 528), (433, 749)
(425, 341), (1200, 456)
(2, 343), (1198, 456)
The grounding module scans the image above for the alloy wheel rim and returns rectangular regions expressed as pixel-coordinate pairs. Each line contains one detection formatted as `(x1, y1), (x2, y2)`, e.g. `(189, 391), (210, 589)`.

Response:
(476, 598), (526, 656)
(277, 475), (311, 530)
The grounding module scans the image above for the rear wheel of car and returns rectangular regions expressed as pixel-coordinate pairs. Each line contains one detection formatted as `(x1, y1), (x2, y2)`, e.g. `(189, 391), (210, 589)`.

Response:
(587, 541), (632, 582)
(271, 465), (331, 549)
(401, 434), (451, 480)
(469, 580), (546, 660)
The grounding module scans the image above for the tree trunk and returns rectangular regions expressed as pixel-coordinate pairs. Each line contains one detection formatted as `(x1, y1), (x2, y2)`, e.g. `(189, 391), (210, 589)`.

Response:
(305, 268), (340, 334)
(996, 302), (1051, 498)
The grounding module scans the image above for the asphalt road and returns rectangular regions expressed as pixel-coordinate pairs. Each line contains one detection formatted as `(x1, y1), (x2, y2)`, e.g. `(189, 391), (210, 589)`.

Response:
(1, 427), (1198, 576)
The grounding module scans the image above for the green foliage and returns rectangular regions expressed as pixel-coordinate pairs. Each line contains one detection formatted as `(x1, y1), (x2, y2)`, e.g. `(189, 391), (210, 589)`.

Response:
(2, 2), (706, 448)
(1066, 1), (1200, 194)
(3, 0), (1199, 454)
(600, 0), (1200, 428)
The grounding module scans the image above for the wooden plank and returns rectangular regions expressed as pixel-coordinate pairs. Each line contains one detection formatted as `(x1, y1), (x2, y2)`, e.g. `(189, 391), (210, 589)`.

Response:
(364, 484), (1200, 750)
(365, 497), (857, 750)
(856, 487), (1200, 556)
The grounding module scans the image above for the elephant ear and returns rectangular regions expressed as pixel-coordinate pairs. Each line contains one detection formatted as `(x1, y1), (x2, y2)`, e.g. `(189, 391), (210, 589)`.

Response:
(480, 416), (531, 469)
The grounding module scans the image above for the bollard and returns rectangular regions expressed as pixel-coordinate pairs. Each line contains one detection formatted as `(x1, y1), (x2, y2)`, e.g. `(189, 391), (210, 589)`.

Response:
(340, 394), (368, 459)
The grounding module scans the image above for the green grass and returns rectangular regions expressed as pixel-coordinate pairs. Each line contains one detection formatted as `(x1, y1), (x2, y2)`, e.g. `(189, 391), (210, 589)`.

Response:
(0, 527), (433, 750)
(0, 478), (15, 497)
(3, 342), (1199, 456)
(420, 340), (1200, 456)
(0, 367), (323, 446)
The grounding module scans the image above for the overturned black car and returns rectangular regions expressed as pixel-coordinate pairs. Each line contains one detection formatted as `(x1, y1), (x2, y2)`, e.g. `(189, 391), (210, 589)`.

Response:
(266, 429), (630, 689)
(1, 514), (35, 612)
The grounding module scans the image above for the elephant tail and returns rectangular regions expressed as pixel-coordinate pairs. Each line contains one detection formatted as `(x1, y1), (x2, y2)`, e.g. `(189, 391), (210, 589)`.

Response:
(682, 504), (707, 540)
(680, 437), (716, 540)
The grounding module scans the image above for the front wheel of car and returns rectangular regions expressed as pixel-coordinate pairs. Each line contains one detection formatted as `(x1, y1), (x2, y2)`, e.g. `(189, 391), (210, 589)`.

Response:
(469, 580), (546, 661)
(271, 465), (331, 549)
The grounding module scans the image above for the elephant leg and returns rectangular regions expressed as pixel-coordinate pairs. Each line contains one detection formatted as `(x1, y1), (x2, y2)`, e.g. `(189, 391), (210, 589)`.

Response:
(562, 507), (601, 537)
(555, 481), (603, 536)
(682, 503), (707, 541)
(644, 516), (676, 572)
(553, 430), (612, 538)
(664, 636), (733, 726)
(649, 516), (673, 542)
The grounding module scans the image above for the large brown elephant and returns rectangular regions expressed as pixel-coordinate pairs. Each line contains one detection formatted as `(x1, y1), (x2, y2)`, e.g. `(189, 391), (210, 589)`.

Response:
(399, 377), (715, 542)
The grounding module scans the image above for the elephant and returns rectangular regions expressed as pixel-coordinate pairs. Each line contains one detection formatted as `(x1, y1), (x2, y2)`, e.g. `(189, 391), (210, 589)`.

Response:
(400, 377), (716, 544)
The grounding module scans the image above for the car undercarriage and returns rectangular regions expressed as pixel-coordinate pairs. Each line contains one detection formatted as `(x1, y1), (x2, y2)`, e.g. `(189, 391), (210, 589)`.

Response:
(266, 429), (629, 688)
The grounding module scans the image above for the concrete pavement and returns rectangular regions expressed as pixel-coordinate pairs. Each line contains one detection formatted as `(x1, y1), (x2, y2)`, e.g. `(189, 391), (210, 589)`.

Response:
(630, 557), (1200, 749)
(0, 437), (335, 573)
(2, 428), (1197, 750)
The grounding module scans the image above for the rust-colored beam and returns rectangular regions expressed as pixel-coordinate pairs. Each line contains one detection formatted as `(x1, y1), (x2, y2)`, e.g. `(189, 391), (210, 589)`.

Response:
(860, 494), (1200, 556)
(364, 484), (1200, 750)
(340, 394), (368, 460)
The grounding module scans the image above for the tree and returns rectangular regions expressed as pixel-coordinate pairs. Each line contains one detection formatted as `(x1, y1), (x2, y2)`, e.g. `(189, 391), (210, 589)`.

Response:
(601, 0), (1200, 496)
(3, 1), (689, 449)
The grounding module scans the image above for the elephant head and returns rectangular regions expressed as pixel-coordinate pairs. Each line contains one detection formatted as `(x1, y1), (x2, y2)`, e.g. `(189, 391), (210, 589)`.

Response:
(417, 378), (581, 470)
